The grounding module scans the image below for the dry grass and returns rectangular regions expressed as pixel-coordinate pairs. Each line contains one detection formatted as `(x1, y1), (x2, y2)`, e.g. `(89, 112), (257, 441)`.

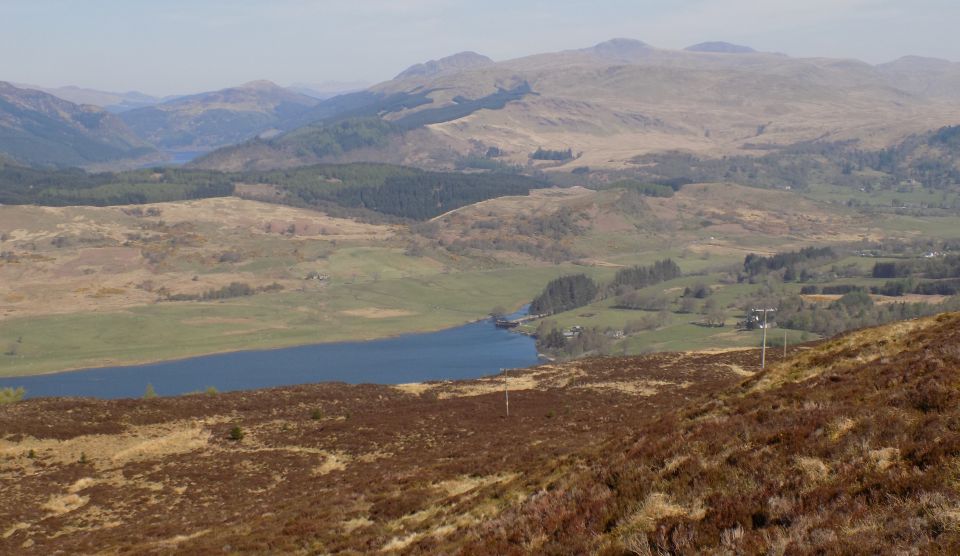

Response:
(0, 198), (394, 320)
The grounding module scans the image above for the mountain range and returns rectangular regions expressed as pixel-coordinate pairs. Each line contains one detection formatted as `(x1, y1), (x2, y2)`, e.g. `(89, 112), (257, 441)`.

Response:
(12, 84), (164, 113)
(3, 40), (960, 170)
(117, 80), (320, 151)
(191, 39), (960, 172)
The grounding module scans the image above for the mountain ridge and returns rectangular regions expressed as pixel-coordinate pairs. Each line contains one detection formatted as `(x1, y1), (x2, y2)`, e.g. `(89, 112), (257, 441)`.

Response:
(118, 80), (319, 151)
(191, 39), (960, 172)
(0, 82), (161, 168)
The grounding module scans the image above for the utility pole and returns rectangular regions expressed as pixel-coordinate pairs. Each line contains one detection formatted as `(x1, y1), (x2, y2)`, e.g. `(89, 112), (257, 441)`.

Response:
(754, 308), (776, 369)
(503, 368), (509, 417)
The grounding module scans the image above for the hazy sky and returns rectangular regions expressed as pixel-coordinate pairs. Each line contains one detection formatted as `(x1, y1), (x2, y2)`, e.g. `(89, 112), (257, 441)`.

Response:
(3, 0), (958, 96)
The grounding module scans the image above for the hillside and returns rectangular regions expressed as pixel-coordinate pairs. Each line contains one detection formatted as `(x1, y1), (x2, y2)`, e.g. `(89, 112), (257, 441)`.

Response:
(119, 80), (319, 151)
(0, 82), (160, 168)
(14, 84), (162, 113)
(2, 314), (959, 553)
(452, 312), (960, 553)
(192, 39), (960, 172)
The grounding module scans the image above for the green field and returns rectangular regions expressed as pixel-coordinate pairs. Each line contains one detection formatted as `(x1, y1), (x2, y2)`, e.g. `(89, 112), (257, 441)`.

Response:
(0, 263), (611, 376)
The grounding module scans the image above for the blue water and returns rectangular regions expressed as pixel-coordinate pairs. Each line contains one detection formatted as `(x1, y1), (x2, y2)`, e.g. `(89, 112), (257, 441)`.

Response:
(0, 310), (538, 400)
(140, 150), (208, 168)
(166, 150), (207, 165)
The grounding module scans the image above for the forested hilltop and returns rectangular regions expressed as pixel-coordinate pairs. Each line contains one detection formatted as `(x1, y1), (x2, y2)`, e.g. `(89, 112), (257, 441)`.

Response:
(0, 160), (543, 221)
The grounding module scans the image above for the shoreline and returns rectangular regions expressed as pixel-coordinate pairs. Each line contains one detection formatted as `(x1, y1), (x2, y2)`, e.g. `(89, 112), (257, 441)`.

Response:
(0, 305), (532, 380)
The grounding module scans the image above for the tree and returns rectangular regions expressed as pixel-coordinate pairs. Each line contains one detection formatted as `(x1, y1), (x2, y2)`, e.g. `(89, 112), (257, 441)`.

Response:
(144, 383), (157, 399)
(678, 297), (698, 314)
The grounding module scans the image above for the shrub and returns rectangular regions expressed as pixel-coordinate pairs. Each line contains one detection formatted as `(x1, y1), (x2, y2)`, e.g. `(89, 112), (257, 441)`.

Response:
(0, 386), (25, 405)
(228, 426), (245, 441)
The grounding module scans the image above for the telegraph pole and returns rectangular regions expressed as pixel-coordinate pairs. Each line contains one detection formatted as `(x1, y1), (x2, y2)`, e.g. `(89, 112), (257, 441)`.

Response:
(754, 308), (776, 369)
(503, 368), (510, 417)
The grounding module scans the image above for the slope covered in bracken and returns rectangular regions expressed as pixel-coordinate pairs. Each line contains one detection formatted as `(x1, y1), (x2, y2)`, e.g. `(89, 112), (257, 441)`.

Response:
(455, 313), (960, 554)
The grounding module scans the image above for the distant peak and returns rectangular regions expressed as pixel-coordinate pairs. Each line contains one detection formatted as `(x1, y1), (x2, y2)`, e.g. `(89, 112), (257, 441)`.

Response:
(395, 51), (494, 80)
(595, 38), (650, 49)
(685, 41), (756, 54)
(880, 55), (954, 68)
(586, 38), (654, 61)
(237, 80), (281, 90)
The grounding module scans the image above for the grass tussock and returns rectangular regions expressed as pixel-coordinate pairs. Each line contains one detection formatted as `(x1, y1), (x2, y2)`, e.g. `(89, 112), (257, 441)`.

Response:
(0, 387), (25, 405)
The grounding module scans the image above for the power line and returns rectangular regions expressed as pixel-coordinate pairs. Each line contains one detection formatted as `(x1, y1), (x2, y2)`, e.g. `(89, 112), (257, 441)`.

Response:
(753, 308), (776, 369)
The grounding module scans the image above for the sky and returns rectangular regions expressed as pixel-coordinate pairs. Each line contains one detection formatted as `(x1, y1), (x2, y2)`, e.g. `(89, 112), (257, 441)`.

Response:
(2, 0), (959, 96)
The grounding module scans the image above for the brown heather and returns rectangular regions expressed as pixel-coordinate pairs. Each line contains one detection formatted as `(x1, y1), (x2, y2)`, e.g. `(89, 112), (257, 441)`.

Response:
(2, 313), (960, 554)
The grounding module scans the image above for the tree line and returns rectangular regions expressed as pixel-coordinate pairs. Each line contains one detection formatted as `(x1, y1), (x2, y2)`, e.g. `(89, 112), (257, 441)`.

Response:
(530, 259), (683, 317)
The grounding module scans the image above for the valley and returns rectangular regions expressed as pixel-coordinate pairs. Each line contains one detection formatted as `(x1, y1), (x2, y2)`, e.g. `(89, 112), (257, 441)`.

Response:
(5, 4), (960, 553)
(2, 173), (958, 377)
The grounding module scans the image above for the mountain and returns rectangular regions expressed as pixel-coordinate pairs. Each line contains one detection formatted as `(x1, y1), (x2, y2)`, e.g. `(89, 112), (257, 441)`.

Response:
(119, 80), (320, 151)
(15, 84), (162, 113)
(877, 55), (960, 99)
(286, 81), (371, 100)
(395, 51), (494, 80)
(685, 41), (757, 53)
(0, 82), (160, 168)
(192, 40), (960, 172)
(584, 37), (655, 61)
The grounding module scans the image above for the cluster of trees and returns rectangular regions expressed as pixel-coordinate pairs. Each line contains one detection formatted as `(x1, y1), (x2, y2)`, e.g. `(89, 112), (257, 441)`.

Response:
(534, 321), (613, 359)
(247, 162), (544, 221)
(627, 129), (960, 198)
(163, 282), (283, 302)
(529, 259), (689, 317)
(0, 164), (234, 206)
(530, 274), (600, 315)
(743, 247), (836, 280)
(513, 207), (585, 241)
(531, 148), (574, 161)
(611, 259), (682, 292)
(324, 172), (540, 220)
(1, 158), (546, 221)
(603, 179), (676, 198)
(870, 255), (960, 295)
(872, 255), (960, 279)
(278, 118), (398, 159)
(530, 259), (689, 317)
(776, 291), (960, 337)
